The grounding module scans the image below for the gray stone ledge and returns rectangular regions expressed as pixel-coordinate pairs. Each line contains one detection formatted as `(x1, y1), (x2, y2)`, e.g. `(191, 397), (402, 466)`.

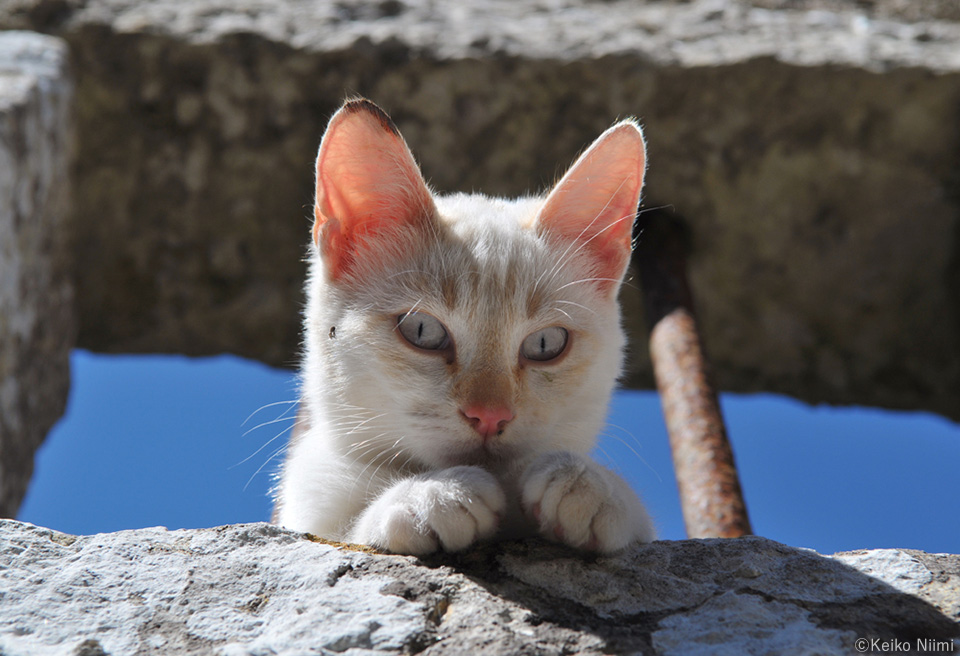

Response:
(0, 520), (957, 655)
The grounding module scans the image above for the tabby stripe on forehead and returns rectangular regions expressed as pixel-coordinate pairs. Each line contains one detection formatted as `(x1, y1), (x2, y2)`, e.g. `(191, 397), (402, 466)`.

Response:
(442, 272), (458, 308)
(527, 285), (546, 319)
(504, 265), (519, 300)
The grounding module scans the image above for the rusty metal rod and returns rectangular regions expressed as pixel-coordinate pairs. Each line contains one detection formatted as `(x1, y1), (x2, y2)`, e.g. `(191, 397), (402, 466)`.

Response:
(635, 210), (752, 539)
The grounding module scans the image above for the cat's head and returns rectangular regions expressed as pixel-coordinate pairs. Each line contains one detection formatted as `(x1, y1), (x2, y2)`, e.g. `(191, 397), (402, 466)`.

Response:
(304, 99), (646, 470)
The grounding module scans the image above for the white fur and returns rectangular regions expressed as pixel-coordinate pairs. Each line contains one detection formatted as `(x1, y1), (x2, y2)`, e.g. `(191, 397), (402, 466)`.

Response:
(273, 109), (656, 554)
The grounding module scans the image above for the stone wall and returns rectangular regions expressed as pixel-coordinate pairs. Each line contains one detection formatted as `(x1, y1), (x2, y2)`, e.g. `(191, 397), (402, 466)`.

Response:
(0, 521), (957, 654)
(0, 31), (74, 518)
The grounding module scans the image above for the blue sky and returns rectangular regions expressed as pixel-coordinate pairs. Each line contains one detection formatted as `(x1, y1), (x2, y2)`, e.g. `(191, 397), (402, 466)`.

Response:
(17, 349), (960, 555)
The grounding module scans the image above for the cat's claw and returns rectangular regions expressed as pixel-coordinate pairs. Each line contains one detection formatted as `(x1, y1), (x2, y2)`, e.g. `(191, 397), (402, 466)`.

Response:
(521, 451), (655, 553)
(350, 466), (505, 556)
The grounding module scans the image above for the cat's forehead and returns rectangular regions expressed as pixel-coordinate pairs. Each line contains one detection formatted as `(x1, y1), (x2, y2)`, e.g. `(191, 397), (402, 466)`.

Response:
(431, 193), (550, 297)
(381, 192), (594, 324)
(432, 193), (545, 265)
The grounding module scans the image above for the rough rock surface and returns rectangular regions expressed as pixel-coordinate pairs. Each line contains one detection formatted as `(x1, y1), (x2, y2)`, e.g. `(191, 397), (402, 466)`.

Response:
(0, 32), (74, 518)
(0, 521), (957, 655)
(0, 0), (958, 420)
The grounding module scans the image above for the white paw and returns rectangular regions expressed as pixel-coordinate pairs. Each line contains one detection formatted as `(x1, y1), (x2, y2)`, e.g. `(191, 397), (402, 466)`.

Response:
(521, 451), (656, 553)
(350, 466), (506, 555)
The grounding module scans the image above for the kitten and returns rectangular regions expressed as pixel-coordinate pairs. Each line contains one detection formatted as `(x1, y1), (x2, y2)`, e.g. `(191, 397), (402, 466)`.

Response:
(273, 98), (655, 555)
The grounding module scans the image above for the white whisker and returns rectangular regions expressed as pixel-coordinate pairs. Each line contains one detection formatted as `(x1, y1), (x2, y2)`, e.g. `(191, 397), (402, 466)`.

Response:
(242, 400), (299, 427)
(234, 420), (303, 468)
(552, 299), (598, 317)
(599, 422), (663, 483)
(245, 443), (289, 492)
(242, 415), (298, 438)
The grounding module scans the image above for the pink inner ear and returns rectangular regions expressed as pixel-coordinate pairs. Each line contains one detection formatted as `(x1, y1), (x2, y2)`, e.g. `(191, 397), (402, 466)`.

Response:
(537, 123), (646, 293)
(313, 100), (436, 279)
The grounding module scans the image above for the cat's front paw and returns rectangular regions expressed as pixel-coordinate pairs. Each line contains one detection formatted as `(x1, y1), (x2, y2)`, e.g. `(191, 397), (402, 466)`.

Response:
(350, 466), (506, 556)
(521, 451), (655, 553)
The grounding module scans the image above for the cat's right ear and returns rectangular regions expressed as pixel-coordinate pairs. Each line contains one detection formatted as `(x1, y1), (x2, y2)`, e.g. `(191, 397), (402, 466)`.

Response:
(313, 99), (436, 280)
(536, 120), (646, 297)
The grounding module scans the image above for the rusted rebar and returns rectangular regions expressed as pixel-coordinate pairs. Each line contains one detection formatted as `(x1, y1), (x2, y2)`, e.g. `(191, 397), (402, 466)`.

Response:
(635, 209), (752, 539)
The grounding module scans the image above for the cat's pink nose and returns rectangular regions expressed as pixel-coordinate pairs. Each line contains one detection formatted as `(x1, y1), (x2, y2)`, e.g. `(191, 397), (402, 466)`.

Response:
(461, 405), (514, 440)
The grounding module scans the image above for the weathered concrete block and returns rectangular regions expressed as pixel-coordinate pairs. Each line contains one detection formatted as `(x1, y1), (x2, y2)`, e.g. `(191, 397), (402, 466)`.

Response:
(0, 521), (956, 654)
(0, 32), (74, 518)
(0, 0), (958, 418)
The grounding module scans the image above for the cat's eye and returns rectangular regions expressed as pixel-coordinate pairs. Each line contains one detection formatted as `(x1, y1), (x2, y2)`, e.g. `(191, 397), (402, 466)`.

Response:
(521, 326), (569, 362)
(397, 312), (450, 351)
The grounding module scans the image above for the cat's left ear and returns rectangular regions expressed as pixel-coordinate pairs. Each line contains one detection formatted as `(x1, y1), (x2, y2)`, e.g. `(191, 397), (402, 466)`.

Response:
(536, 120), (646, 296)
(313, 99), (437, 280)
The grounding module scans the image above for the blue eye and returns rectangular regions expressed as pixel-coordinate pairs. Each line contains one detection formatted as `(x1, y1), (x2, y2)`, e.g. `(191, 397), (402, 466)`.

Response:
(521, 326), (568, 362)
(397, 312), (449, 350)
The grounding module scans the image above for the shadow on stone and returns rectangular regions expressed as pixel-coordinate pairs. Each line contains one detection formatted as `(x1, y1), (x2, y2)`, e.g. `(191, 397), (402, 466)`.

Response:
(419, 536), (959, 654)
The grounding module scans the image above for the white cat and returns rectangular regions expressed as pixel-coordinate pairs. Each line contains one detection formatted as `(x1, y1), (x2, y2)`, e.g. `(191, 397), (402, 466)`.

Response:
(273, 99), (655, 555)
